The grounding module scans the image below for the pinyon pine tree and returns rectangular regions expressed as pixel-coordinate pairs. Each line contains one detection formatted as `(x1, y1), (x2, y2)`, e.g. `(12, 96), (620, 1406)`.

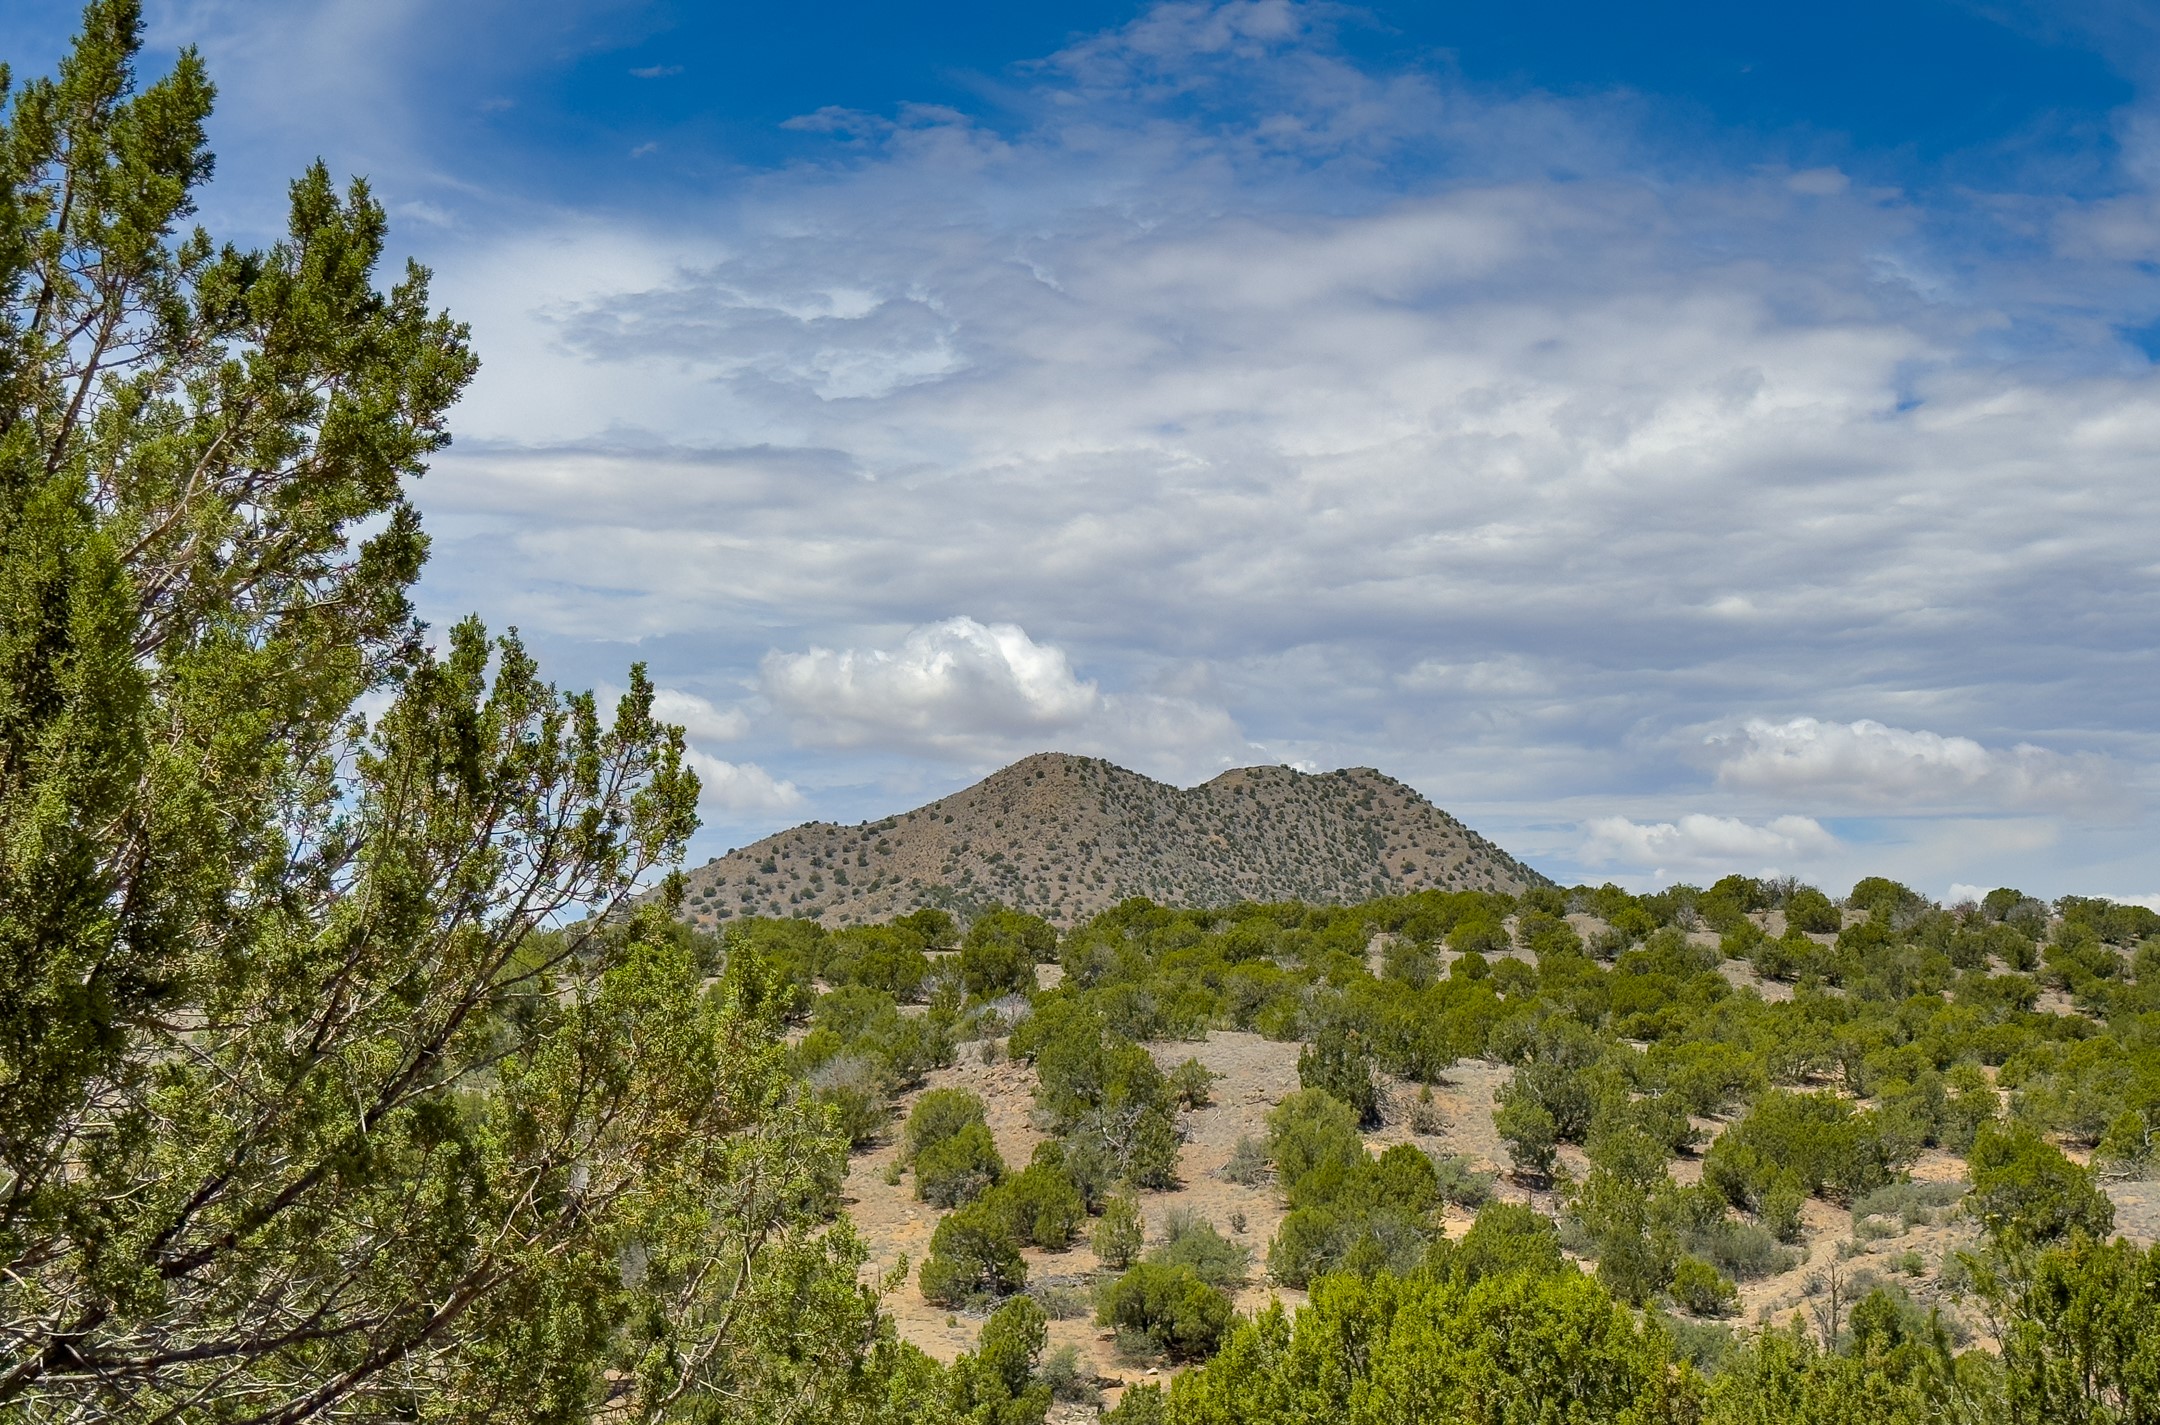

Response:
(0, 6), (915, 1421)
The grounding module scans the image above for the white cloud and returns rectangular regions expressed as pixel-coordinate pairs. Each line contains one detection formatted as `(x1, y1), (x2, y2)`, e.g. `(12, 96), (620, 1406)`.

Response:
(759, 617), (1250, 779)
(1581, 814), (1840, 872)
(196, 0), (2160, 893)
(648, 687), (751, 744)
(682, 749), (802, 814)
(1709, 717), (2122, 814)
(597, 683), (751, 745)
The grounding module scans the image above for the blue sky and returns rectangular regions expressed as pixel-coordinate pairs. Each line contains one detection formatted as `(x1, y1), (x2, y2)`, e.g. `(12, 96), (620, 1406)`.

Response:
(11, 0), (2160, 901)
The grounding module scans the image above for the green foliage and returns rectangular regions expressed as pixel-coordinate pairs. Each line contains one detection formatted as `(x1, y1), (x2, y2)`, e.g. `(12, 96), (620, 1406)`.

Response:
(960, 906), (1053, 997)
(1493, 1087), (1558, 1181)
(1428, 1151), (1496, 1208)
(1169, 1056), (1220, 1108)
(0, 13), (921, 1420)
(824, 923), (933, 998)
(1964, 1121), (2115, 1249)
(906, 1087), (992, 1164)
(944, 1296), (1052, 1425)
(895, 905), (960, 949)
(1015, 997), (1181, 1187)
(1786, 887), (1844, 934)
(977, 1143), (1087, 1250)
(1705, 1090), (1906, 1209)
(1297, 1023), (1381, 1127)
(1672, 1256), (1740, 1317)
(917, 1121), (1008, 1208)
(1265, 1105), (1443, 1288)
(1093, 1193), (1145, 1269)
(1163, 1264), (1691, 1424)
(1702, 1320), (1947, 1425)
(1104, 1382), (1166, 1425)
(1096, 1262), (1235, 1362)
(921, 1200), (1029, 1306)
(1149, 1208), (1251, 1290)
(1449, 1201), (1568, 1285)
(1987, 1236), (2160, 1425)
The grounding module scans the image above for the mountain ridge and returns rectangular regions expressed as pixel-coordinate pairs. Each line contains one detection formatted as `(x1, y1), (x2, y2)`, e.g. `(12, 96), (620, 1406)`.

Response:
(673, 751), (1547, 930)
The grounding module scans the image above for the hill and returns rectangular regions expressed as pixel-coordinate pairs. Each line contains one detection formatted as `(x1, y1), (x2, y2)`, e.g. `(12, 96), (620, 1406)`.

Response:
(674, 751), (1548, 929)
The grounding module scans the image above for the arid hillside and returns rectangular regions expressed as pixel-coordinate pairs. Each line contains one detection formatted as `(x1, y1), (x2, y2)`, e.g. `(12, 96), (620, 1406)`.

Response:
(675, 751), (1548, 929)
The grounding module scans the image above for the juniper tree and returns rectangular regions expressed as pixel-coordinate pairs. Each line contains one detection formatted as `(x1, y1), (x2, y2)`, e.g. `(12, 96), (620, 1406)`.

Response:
(0, 7), (897, 1421)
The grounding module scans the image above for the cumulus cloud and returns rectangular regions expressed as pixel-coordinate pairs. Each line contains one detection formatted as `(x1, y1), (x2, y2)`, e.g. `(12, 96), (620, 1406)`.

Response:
(1709, 717), (2123, 814)
(760, 617), (1250, 779)
(647, 687), (751, 744)
(597, 683), (752, 745)
(682, 749), (802, 814)
(1581, 814), (1841, 872)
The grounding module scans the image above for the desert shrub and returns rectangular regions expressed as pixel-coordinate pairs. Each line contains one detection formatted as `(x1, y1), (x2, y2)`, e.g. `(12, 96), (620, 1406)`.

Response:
(1449, 918), (1511, 956)
(1703, 1218), (1797, 1280)
(894, 905), (959, 948)
(1298, 1024), (1381, 1127)
(821, 923), (931, 998)
(1221, 1134), (1272, 1186)
(1267, 1089), (1364, 1186)
(903, 1087), (989, 1164)
(809, 983), (957, 1088)
(1647, 1039), (1767, 1118)
(1018, 998), (1182, 1185)
(1703, 1090), (1904, 1208)
(1168, 1265), (1679, 1422)
(1149, 1208), (1250, 1289)
(1104, 1382), (1166, 1425)
(1096, 1262), (1234, 1361)
(1851, 1179), (1967, 1235)
(917, 1121), (1006, 1208)
(961, 907), (1054, 997)
(1670, 1256), (1739, 1317)
(1759, 1174), (1807, 1243)
(1429, 1150), (1496, 1208)
(1033, 1283), (1092, 1320)
(1092, 1193), (1144, 1269)
(1753, 930), (1836, 984)
(1784, 887), (1842, 934)
(807, 1053), (888, 1148)
(1965, 1120), (2115, 1248)
(945, 1293), (1052, 1423)
(1383, 937), (1440, 988)
(979, 1143), (1087, 1250)
(1169, 1057), (1220, 1109)
(920, 1199), (1028, 1305)
(1407, 1083), (1446, 1134)
(1268, 1141), (1442, 1288)
(1446, 1201), (1567, 1285)
(1038, 1343), (1098, 1406)
(1519, 911), (1584, 958)
(1494, 1088), (1558, 1182)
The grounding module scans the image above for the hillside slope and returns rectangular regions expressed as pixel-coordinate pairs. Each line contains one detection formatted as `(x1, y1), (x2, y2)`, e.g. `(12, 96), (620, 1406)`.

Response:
(675, 752), (1547, 930)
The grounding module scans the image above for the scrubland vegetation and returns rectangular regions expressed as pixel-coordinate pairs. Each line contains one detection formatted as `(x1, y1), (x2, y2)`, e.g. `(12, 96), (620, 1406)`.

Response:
(750, 873), (2160, 1424)
(6, 8), (2157, 1422)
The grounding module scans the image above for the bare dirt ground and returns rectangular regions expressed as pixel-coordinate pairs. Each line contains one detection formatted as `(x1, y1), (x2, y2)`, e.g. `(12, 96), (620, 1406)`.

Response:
(2107, 1177), (2160, 1245)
